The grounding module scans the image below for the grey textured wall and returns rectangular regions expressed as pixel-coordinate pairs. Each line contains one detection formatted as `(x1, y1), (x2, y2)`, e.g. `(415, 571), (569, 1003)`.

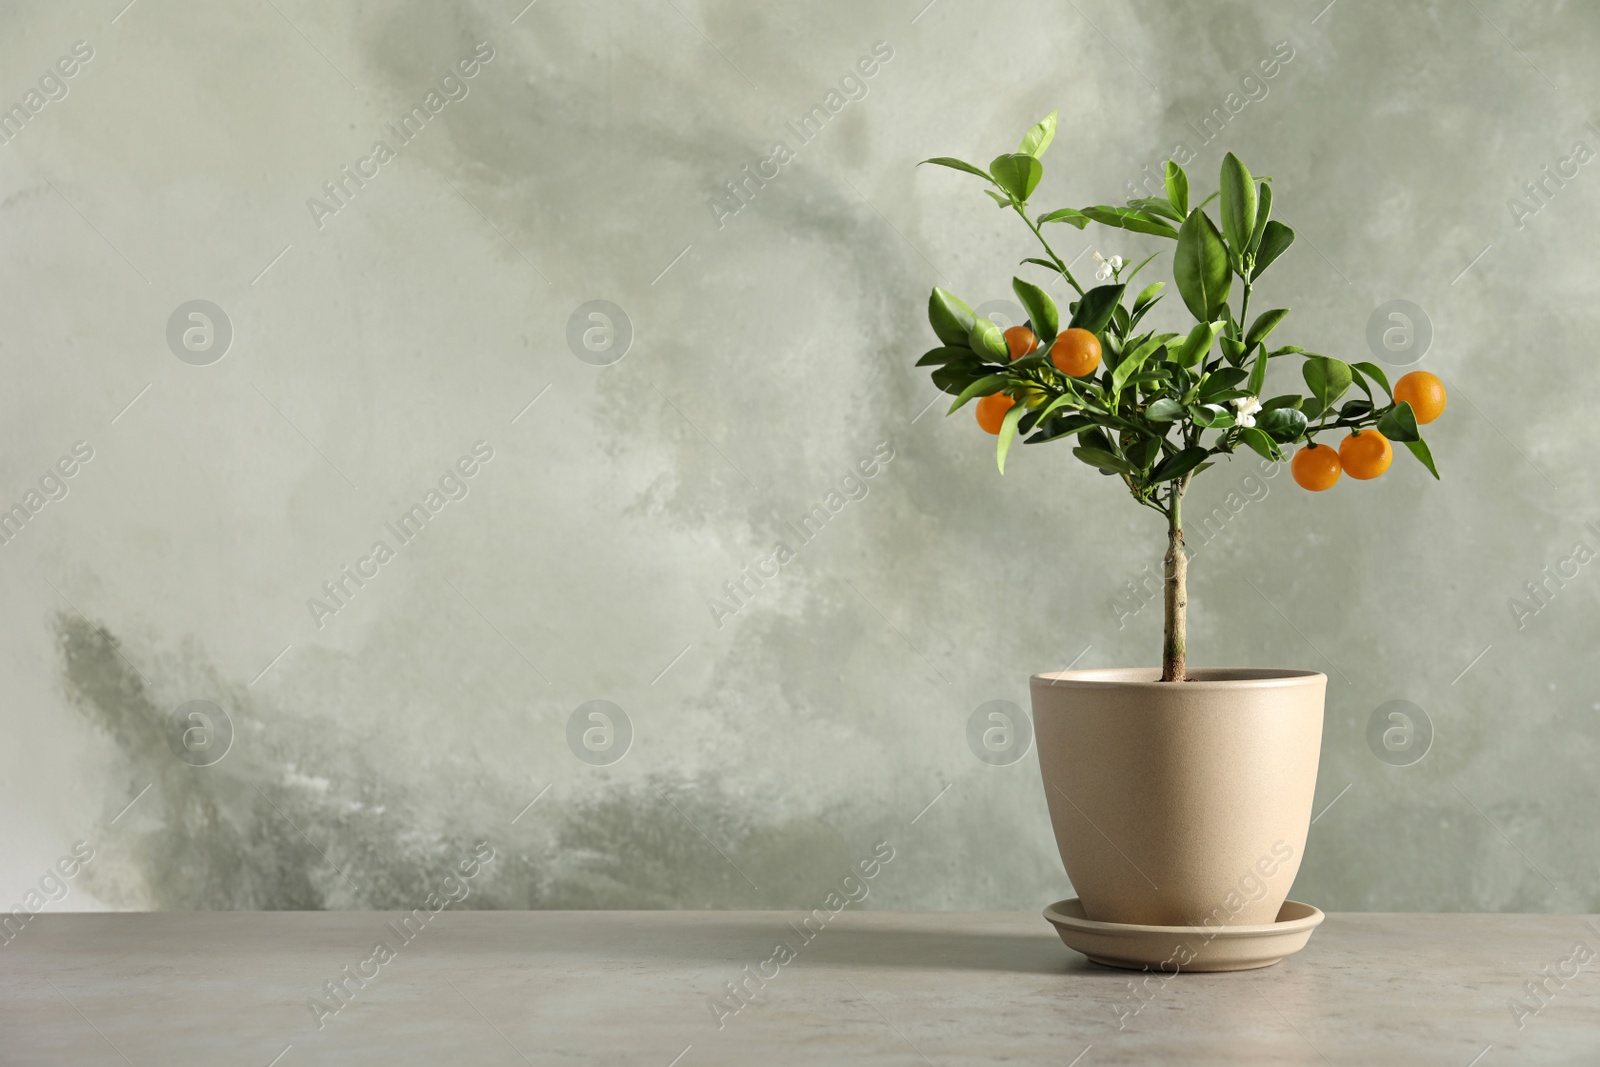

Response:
(2, 0), (1596, 916)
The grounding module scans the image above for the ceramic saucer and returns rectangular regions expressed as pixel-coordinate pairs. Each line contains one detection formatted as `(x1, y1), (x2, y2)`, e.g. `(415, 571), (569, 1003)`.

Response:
(1043, 898), (1324, 972)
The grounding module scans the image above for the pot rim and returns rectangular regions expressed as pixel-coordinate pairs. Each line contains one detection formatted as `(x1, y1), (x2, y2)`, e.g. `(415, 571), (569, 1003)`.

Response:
(1031, 667), (1326, 690)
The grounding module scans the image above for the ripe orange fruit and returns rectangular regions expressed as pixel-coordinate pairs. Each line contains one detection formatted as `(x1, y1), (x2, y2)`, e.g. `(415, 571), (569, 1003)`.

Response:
(1393, 371), (1447, 424)
(976, 392), (1015, 434)
(1050, 328), (1101, 377)
(1291, 443), (1341, 491)
(1003, 325), (1037, 361)
(1339, 429), (1392, 480)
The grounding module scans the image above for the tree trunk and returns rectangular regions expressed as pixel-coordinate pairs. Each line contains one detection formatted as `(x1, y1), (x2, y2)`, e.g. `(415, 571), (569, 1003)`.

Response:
(1161, 489), (1187, 682)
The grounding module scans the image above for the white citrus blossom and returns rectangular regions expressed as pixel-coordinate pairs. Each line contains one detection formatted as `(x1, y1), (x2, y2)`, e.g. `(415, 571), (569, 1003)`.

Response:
(1091, 250), (1123, 281)
(1231, 395), (1263, 428)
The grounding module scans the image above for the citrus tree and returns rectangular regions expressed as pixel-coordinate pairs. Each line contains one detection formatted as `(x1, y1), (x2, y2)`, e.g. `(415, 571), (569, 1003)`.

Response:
(919, 111), (1447, 682)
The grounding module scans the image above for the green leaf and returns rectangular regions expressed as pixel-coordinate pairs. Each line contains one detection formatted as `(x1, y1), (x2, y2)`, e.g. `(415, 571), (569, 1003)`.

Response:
(969, 317), (1010, 361)
(920, 157), (994, 182)
(1252, 220), (1295, 277)
(1245, 308), (1290, 349)
(1067, 283), (1125, 335)
(1022, 257), (1064, 273)
(1037, 208), (1090, 229)
(1150, 447), (1209, 484)
(990, 153), (1044, 202)
(1376, 401), (1421, 442)
(1257, 406), (1308, 442)
(1262, 394), (1303, 411)
(1132, 282), (1166, 314)
(1404, 437), (1440, 479)
(1245, 344), (1268, 398)
(1012, 277), (1060, 343)
(1248, 180), (1273, 254)
(996, 403), (1026, 473)
(1113, 336), (1168, 394)
(1170, 319), (1225, 369)
(1219, 153), (1258, 260)
(1073, 445), (1136, 476)
(1126, 197), (1184, 222)
(984, 189), (1011, 208)
(1302, 356), (1353, 413)
(947, 373), (1009, 413)
(1351, 361), (1393, 399)
(1239, 426), (1285, 462)
(1017, 110), (1058, 158)
(1199, 367), (1249, 398)
(1081, 205), (1180, 239)
(1122, 250), (1165, 287)
(1145, 397), (1184, 422)
(1164, 160), (1189, 217)
(1219, 337), (1249, 367)
(931, 364), (987, 396)
(1025, 412), (1094, 444)
(928, 288), (977, 346)
(1173, 210), (1231, 321)
(1190, 403), (1234, 428)
(916, 346), (975, 367)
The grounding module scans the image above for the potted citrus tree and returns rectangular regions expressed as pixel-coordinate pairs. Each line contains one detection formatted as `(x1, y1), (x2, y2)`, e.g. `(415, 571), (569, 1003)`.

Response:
(918, 112), (1447, 969)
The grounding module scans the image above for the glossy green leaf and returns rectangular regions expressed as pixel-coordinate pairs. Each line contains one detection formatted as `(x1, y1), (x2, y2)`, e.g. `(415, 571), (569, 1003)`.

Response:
(920, 157), (993, 181)
(1190, 403), (1235, 428)
(1248, 180), (1273, 253)
(1132, 282), (1166, 314)
(1219, 337), (1249, 367)
(1351, 361), (1393, 399)
(1245, 345), (1268, 398)
(1405, 437), (1440, 479)
(946, 373), (1009, 413)
(1262, 394), (1303, 411)
(1252, 220), (1295, 277)
(1219, 153), (1258, 259)
(915, 346), (975, 367)
(1126, 197), (1184, 222)
(1376, 400), (1421, 442)
(990, 153), (1044, 202)
(1174, 210), (1231, 321)
(969, 317), (1010, 361)
(1199, 367), (1249, 398)
(1113, 336), (1168, 394)
(1067, 283), (1125, 335)
(1303, 356), (1353, 413)
(1239, 426), (1284, 462)
(1073, 445), (1136, 476)
(930, 364), (986, 396)
(1145, 397), (1184, 422)
(1149, 447), (1210, 484)
(1012, 277), (1060, 343)
(1245, 308), (1290, 349)
(1037, 208), (1090, 229)
(1340, 398), (1374, 419)
(928, 287), (977, 346)
(1081, 206), (1180, 239)
(1257, 406), (1308, 442)
(996, 403), (1026, 473)
(1017, 111), (1058, 158)
(1164, 160), (1189, 217)
(1170, 319), (1225, 369)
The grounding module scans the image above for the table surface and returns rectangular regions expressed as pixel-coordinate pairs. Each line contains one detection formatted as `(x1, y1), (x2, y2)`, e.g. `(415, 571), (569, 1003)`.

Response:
(3, 911), (1597, 1066)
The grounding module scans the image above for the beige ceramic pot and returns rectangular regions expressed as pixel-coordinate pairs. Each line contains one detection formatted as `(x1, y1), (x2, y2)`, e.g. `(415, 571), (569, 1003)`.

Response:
(1031, 668), (1325, 928)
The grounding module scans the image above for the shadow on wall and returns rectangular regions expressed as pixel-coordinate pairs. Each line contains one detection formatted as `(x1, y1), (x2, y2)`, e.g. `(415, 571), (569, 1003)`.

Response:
(55, 612), (870, 910)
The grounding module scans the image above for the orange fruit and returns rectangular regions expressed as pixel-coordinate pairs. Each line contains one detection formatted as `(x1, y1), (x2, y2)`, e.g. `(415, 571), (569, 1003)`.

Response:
(1291, 443), (1341, 492)
(1050, 328), (1102, 377)
(975, 392), (1016, 435)
(1393, 371), (1446, 424)
(1003, 325), (1037, 361)
(1339, 429), (1392, 480)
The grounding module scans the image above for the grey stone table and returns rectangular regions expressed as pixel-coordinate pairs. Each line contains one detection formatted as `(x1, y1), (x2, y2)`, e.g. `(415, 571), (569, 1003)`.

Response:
(3, 911), (1597, 1065)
